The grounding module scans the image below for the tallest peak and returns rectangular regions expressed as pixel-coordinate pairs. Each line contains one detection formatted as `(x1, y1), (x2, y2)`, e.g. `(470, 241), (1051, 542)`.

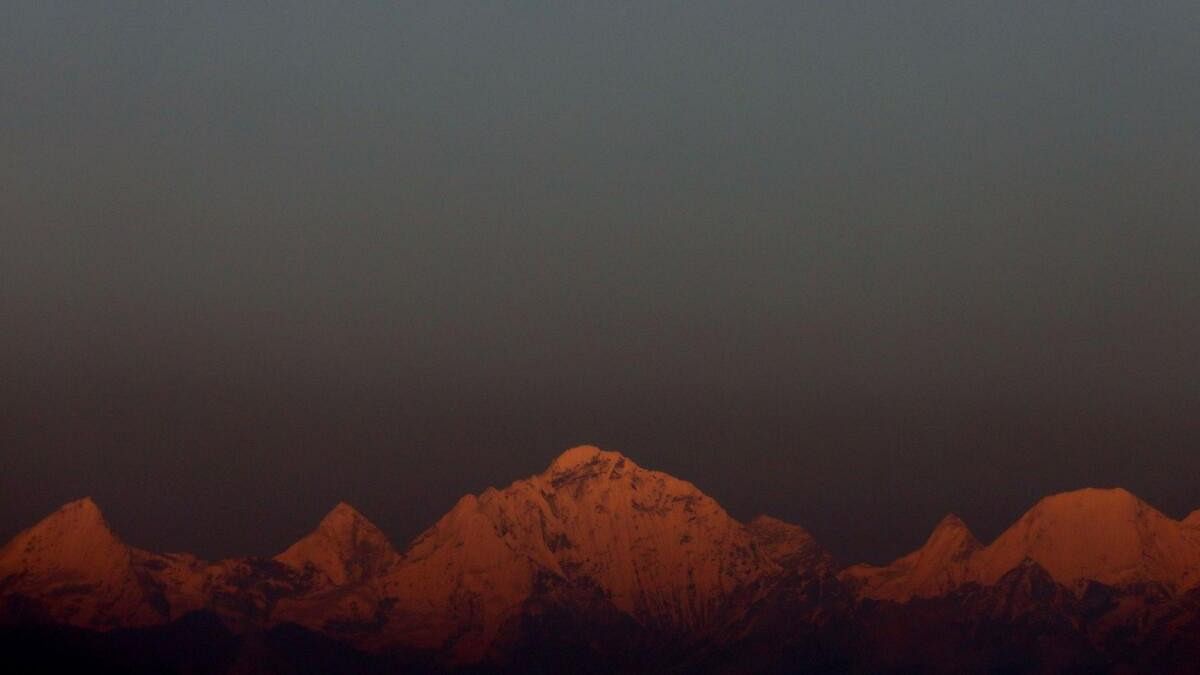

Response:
(1030, 487), (1146, 516)
(547, 445), (628, 473)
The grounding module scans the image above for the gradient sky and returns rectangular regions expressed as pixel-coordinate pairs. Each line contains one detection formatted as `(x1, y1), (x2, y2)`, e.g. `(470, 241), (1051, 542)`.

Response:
(2, 1), (1199, 564)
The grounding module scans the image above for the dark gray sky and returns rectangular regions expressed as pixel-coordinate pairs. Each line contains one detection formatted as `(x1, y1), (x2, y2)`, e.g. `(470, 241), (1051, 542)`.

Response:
(2, 1), (1199, 564)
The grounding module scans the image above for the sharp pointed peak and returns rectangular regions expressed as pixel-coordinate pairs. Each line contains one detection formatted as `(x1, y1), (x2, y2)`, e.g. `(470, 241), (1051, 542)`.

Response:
(926, 511), (974, 538)
(59, 496), (102, 513)
(933, 513), (970, 531)
(919, 512), (981, 553)
(44, 497), (112, 530)
(322, 501), (366, 521)
(276, 502), (396, 577)
(311, 501), (382, 536)
(2, 497), (126, 567)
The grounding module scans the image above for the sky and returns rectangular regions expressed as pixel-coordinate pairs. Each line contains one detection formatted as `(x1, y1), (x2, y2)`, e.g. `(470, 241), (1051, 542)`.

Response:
(1, 1), (1199, 564)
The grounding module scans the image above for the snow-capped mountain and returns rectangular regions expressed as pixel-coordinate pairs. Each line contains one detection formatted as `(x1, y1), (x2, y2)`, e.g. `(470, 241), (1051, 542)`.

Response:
(976, 488), (1200, 591)
(376, 446), (793, 662)
(844, 487), (1200, 603)
(0, 498), (181, 628)
(275, 502), (399, 588)
(3, 448), (1200, 673)
(841, 513), (982, 601)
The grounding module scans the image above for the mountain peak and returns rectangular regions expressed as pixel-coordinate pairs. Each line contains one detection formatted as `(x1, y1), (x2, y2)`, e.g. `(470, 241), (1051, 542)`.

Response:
(934, 512), (968, 530)
(546, 445), (627, 474)
(54, 497), (107, 524)
(0, 498), (131, 592)
(66, 496), (101, 512)
(840, 512), (982, 601)
(1036, 486), (1137, 508)
(0, 499), (170, 630)
(977, 486), (1195, 589)
(922, 513), (981, 556)
(22, 497), (118, 544)
(275, 503), (397, 586)
(923, 513), (980, 550)
(316, 501), (370, 532)
(1005, 486), (1150, 534)
(389, 444), (772, 652)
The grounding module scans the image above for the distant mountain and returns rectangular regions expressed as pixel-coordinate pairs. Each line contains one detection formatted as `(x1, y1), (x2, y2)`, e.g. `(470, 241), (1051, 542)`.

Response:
(3, 447), (1200, 674)
(275, 502), (400, 588)
(839, 488), (1200, 674)
(0, 498), (202, 629)
(845, 487), (1200, 603)
(269, 503), (401, 646)
(977, 487), (1200, 590)
(841, 513), (982, 601)
(375, 446), (797, 663)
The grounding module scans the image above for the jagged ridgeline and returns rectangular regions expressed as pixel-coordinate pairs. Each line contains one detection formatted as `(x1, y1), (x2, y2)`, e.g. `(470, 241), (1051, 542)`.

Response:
(3, 446), (1200, 674)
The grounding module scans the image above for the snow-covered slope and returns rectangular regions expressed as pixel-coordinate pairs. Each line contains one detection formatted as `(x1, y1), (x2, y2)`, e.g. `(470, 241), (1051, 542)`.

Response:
(841, 514), (982, 601)
(845, 488), (1200, 602)
(378, 490), (548, 661)
(0, 499), (403, 634)
(976, 488), (1200, 591)
(275, 502), (399, 587)
(6, 452), (1197, 670)
(268, 503), (400, 641)
(378, 446), (785, 661)
(0, 499), (169, 628)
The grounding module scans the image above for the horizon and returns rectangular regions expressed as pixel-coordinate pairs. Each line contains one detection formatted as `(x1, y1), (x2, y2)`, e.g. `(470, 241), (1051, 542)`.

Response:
(8, 445), (1198, 568)
(3, 1), (1199, 570)
(5, 4), (1198, 671)
(8, 448), (1200, 673)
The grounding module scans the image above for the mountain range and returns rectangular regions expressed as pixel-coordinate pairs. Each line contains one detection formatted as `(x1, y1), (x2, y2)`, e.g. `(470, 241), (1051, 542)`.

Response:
(3, 445), (1200, 674)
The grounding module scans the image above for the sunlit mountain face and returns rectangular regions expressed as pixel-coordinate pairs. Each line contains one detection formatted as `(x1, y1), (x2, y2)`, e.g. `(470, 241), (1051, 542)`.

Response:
(3, 446), (1200, 674)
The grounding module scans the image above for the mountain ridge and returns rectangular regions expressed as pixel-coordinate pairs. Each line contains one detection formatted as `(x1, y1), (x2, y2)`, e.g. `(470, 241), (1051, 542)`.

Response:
(844, 486), (1200, 603)
(3, 447), (1200, 673)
